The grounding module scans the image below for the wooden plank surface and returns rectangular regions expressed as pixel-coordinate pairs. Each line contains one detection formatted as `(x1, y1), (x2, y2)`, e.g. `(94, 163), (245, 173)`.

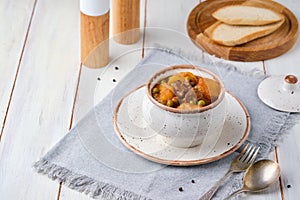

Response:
(264, 1), (300, 199)
(0, 0), (80, 199)
(1, 0), (299, 199)
(59, 0), (146, 199)
(145, 0), (280, 200)
(0, 0), (36, 139)
(61, 0), (282, 199)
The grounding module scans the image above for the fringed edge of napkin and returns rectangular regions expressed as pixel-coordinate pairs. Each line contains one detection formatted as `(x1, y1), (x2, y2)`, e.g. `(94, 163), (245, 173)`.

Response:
(33, 159), (150, 200)
(263, 113), (300, 151)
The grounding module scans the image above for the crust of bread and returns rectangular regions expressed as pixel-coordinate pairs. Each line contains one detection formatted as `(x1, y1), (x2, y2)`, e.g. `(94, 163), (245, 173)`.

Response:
(212, 5), (284, 25)
(204, 20), (284, 46)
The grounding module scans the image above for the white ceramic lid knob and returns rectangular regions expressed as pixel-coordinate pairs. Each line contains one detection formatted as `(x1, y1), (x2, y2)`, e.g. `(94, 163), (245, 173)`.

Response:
(258, 75), (300, 113)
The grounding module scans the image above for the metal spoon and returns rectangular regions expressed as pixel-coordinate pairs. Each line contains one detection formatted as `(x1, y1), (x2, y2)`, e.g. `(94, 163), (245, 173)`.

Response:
(225, 159), (281, 199)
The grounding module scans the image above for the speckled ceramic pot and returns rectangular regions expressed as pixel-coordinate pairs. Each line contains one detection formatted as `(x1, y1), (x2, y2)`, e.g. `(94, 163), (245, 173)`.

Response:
(143, 65), (226, 148)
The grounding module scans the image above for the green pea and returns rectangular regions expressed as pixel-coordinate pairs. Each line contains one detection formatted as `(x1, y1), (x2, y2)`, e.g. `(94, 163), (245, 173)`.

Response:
(189, 100), (197, 105)
(152, 87), (159, 94)
(167, 100), (174, 107)
(198, 100), (206, 106)
(161, 100), (167, 105)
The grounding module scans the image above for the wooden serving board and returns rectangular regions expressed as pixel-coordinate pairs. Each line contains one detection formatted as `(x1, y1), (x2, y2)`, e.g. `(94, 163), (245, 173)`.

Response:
(187, 0), (299, 62)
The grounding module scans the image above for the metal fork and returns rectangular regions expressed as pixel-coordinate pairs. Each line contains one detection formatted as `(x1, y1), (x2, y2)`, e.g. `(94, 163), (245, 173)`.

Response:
(199, 143), (260, 200)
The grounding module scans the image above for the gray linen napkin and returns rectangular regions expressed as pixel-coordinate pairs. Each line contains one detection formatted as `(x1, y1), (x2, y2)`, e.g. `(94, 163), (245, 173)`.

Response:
(34, 48), (298, 200)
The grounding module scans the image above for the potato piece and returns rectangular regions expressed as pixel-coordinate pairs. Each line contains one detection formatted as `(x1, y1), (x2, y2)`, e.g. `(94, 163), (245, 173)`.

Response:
(196, 77), (220, 103)
(153, 84), (175, 105)
(204, 78), (221, 101)
(167, 75), (185, 85)
(160, 81), (173, 91)
(177, 102), (200, 110)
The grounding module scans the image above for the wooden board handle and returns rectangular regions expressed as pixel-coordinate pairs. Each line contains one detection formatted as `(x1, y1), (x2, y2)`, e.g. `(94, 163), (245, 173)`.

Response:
(112, 0), (140, 44)
(80, 11), (109, 68)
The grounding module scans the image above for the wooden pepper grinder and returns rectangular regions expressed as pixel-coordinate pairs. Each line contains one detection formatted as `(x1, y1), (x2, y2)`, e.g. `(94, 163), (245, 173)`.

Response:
(112, 0), (140, 44)
(80, 0), (109, 68)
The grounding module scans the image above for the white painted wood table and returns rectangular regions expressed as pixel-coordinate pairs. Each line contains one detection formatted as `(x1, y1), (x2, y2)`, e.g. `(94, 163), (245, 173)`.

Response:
(0, 0), (299, 199)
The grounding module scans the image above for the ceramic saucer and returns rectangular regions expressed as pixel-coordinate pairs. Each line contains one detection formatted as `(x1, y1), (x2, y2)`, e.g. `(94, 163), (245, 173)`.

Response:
(113, 85), (250, 166)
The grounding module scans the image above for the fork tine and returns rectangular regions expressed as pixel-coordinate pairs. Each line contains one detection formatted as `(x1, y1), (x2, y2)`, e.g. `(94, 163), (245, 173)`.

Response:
(248, 146), (260, 164)
(243, 144), (256, 163)
(237, 143), (249, 160)
(239, 144), (253, 162)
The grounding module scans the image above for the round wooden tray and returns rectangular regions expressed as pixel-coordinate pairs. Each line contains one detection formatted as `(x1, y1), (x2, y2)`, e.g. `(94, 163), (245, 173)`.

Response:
(187, 0), (299, 62)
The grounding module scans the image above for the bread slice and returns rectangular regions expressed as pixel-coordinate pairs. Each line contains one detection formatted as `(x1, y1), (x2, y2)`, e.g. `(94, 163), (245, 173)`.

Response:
(205, 20), (284, 46)
(212, 5), (284, 25)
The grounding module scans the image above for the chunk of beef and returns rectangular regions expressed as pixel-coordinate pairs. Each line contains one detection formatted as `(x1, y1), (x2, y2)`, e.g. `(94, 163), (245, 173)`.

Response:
(184, 88), (203, 103)
(172, 80), (192, 98)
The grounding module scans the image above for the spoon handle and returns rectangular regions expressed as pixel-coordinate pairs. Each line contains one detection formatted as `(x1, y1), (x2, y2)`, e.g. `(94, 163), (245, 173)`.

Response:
(224, 188), (247, 200)
(199, 170), (233, 200)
